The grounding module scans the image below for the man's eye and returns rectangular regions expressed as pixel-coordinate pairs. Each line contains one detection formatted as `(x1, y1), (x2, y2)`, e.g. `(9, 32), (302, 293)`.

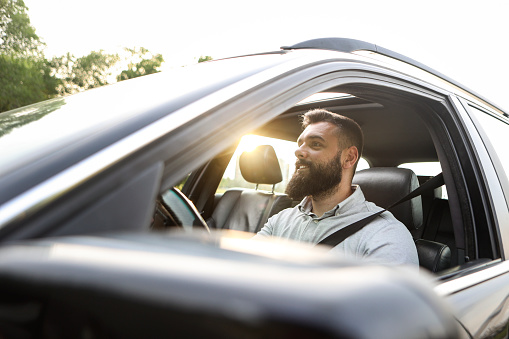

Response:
(312, 142), (322, 147)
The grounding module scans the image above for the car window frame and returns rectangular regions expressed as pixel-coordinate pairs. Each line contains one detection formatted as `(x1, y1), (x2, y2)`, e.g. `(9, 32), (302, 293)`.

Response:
(174, 63), (497, 275)
(459, 98), (509, 260)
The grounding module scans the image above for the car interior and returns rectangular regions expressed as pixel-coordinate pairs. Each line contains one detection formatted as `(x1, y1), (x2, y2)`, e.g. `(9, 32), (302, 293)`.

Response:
(153, 83), (499, 278)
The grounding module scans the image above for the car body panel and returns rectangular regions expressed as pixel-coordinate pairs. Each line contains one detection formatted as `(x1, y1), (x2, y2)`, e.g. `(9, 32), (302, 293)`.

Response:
(441, 261), (509, 337)
(0, 232), (459, 338)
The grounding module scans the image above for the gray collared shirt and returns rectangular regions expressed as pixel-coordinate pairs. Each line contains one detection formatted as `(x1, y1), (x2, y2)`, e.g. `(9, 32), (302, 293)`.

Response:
(255, 186), (418, 267)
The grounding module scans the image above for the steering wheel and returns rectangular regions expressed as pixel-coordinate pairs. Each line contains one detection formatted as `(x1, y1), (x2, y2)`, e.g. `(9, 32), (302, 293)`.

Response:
(153, 187), (210, 233)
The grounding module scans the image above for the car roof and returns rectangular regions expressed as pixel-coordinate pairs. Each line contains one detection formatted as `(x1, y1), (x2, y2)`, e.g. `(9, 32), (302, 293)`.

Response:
(282, 37), (507, 115)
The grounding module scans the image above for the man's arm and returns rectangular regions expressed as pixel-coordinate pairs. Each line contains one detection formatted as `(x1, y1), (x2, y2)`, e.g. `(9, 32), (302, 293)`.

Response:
(330, 215), (419, 268)
(251, 214), (277, 239)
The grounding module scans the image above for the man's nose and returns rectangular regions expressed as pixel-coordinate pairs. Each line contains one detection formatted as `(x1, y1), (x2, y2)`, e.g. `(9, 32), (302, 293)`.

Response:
(295, 145), (307, 159)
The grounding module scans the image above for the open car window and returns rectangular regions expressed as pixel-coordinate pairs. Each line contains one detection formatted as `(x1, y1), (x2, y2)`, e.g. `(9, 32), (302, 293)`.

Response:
(399, 162), (448, 200)
(180, 81), (502, 278)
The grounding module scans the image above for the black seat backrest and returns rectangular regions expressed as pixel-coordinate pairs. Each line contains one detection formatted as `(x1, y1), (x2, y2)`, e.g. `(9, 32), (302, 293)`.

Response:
(353, 168), (452, 272)
(422, 198), (457, 266)
(207, 145), (292, 233)
(352, 167), (423, 233)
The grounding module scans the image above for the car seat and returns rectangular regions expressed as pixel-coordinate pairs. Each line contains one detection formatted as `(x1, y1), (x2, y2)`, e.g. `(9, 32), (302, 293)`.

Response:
(207, 145), (292, 233)
(353, 167), (451, 272)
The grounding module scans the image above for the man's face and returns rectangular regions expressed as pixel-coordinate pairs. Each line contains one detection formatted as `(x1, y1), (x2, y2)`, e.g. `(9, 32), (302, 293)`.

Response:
(285, 122), (344, 200)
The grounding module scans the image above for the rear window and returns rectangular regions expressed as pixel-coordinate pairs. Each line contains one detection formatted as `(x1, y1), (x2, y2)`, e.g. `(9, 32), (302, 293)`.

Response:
(398, 162), (442, 176)
(218, 134), (369, 194)
(218, 135), (296, 194)
(398, 162), (447, 199)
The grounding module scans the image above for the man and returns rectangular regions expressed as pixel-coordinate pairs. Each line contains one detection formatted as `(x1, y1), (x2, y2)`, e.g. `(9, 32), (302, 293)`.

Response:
(254, 109), (418, 267)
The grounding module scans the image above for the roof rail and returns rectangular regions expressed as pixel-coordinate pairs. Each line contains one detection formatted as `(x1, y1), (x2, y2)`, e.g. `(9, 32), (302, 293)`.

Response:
(282, 38), (507, 115)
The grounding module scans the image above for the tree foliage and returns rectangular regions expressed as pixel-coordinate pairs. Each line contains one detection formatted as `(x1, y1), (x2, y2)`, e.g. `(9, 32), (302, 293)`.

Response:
(0, 1), (210, 113)
(0, 0), (42, 55)
(198, 56), (213, 63)
(117, 47), (164, 82)
(0, 54), (58, 111)
(0, 0), (56, 111)
(48, 51), (120, 95)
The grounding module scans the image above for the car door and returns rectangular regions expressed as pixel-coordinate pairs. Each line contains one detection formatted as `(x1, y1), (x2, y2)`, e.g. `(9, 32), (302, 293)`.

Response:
(175, 58), (509, 338)
(434, 97), (509, 338)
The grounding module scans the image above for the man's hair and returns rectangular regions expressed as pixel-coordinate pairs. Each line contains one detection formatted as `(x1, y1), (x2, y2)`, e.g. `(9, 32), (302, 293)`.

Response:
(301, 109), (364, 166)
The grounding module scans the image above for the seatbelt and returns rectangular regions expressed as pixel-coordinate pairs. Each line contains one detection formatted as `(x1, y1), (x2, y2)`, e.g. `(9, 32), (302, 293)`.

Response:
(255, 193), (277, 233)
(317, 173), (444, 247)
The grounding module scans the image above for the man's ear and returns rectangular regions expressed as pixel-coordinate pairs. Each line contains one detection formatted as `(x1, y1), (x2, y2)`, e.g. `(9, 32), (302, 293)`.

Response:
(342, 146), (359, 170)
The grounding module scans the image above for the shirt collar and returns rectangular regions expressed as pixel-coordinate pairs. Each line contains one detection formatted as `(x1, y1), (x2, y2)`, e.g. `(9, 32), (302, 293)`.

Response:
(297, 185), (365, 218)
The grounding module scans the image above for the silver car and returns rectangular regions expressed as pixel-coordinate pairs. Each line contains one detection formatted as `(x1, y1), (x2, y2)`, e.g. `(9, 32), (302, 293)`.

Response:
(0, 38), (508, 338)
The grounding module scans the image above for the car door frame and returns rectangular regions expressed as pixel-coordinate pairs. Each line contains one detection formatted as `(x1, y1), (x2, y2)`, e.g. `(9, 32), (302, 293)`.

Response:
(431, 96), (509, 337)
(175, 58), (498, 270)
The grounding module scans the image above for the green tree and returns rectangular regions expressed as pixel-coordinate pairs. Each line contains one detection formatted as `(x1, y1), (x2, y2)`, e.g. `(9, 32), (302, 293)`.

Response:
(198, 56), (213, 63)
(117, 47), (164, 81)
(0, 0), (42, 55)
(49, 50), (120, 95)
(0, 54), (58, 112)
(0, 0), (59, 112)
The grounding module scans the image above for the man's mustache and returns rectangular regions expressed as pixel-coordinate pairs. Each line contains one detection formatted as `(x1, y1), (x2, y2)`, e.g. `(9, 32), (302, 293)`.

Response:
(295, 159), (313, 169)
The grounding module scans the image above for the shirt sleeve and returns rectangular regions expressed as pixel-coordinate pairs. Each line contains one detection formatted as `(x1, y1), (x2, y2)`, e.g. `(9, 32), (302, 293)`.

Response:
(252, 213), (277, 238)
(361, 216), (419, 267)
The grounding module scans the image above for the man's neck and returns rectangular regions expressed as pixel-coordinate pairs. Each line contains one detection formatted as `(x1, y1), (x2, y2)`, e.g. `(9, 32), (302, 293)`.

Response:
(310, 182), (354, 218)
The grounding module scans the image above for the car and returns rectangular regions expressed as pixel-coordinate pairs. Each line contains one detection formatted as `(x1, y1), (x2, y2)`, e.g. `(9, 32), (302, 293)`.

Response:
(0, 37), (508, 338)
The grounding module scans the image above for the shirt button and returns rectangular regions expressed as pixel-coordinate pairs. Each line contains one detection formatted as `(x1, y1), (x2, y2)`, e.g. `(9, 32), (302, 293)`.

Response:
(314, 220), (318, 224)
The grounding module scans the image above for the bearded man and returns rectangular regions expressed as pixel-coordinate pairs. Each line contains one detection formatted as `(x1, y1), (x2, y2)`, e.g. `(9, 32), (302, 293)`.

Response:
(254, 109), (418, 267)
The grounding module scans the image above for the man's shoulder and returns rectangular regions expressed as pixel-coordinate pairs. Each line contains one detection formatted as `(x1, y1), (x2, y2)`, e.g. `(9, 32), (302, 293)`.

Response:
(365, 210), (409, 234)
(271, 204), (302, 220)
(349, 210), (418, 266)
(341, 203), (411, 243)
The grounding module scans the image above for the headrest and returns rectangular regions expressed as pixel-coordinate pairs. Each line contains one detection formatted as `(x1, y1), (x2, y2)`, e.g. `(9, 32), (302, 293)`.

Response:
(239, 145), (283, 185)
(353, 167), (423, 230)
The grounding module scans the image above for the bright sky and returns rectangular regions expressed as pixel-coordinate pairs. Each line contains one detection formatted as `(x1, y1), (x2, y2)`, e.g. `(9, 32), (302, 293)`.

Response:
(23, 0), (509, 110)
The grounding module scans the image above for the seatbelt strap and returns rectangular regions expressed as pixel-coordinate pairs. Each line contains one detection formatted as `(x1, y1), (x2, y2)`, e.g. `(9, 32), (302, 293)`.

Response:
(317, 173), (444, 247)
(255, 193), (277, 233)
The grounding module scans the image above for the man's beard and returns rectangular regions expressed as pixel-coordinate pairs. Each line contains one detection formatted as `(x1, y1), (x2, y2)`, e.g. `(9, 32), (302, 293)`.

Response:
(285, 151), (343, 201)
